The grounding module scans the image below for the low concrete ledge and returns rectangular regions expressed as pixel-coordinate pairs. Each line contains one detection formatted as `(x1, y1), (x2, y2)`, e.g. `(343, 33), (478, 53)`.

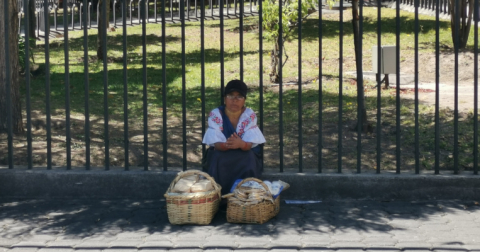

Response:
(1, 168), (479, 200)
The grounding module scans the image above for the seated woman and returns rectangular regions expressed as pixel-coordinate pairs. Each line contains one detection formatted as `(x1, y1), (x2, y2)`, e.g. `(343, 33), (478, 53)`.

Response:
(202, 80), (266, 194)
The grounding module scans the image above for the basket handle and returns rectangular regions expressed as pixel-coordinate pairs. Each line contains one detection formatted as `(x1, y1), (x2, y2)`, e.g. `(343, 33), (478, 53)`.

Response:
(234, 177), (271, 195)
(167, 169), (221, 193)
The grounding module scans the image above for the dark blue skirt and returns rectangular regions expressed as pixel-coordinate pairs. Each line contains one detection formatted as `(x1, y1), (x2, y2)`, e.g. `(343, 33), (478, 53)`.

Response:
(205, 148), (262, 195)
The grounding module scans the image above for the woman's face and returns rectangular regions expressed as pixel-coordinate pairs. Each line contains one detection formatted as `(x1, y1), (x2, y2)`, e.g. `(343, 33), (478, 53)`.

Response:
(224, 91), (245, 113)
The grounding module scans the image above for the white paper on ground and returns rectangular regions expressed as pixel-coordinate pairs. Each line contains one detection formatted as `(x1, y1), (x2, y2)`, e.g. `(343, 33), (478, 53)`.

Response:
(284, 200), (322, 204)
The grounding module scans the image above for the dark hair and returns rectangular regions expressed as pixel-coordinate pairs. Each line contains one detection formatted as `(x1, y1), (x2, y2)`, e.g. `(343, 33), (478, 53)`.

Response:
(224, 80), (247, 98)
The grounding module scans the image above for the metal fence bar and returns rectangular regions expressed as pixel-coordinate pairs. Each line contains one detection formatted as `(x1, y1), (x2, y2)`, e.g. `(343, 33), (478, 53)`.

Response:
(181, 0), (187, 171)
(376, 0), (381, 173)
(4, 0), (13, 169)
(318, 0), (322, 173)
(220, 0), (225, 103)
(142, 0), (149, 171)
(414, 0), (419, 174)
(201, 0), (206, 163)
(258, 0), (263, 169)
(396, 0), (401, 174)
(357, 0), (364, 174)
(123, 0), (129, 170)
(453, 0), (459, 174)
(278, 0), (283, 172)
(162, 0), (168, 171)
(25, 0), (33, 169)
(83, 0), (91, 170)
(474, 0), (478, 175)
(155, 0), (158, 21)
(63, 0), (72, 170)
(297, 0), (302, 173)
(338, 0), (344, 173)
(102, 0), (110, 170)
(434, 0), (439, 174)
(44, 0), (52, 169)
(239, 0), (243, 81)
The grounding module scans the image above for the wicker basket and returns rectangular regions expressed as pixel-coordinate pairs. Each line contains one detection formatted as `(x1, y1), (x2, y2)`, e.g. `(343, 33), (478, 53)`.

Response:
(164, 170), (221, 225)
(225, 177), (280, 224)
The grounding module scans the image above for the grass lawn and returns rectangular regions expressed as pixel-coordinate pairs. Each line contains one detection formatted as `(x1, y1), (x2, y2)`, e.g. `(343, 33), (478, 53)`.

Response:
(5, 5), (479, 172)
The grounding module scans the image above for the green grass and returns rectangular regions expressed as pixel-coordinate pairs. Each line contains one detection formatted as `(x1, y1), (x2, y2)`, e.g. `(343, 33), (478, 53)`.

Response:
(15, 6), (480, 171)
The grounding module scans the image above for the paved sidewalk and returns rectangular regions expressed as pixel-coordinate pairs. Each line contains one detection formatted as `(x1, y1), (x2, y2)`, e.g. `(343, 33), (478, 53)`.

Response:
(1, 199), (480, 251)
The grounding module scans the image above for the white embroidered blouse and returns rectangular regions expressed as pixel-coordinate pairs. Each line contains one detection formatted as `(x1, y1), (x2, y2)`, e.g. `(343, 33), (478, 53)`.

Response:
(202, 107), (266, 148)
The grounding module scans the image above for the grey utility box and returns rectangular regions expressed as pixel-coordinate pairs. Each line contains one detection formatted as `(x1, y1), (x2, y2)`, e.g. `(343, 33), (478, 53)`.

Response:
(372, 46), (396, 74)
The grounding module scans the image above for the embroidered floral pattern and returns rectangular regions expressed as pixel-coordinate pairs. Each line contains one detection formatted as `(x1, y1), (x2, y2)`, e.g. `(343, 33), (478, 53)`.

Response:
(237, 113), (256, 137)
(209, 111), (223, 131)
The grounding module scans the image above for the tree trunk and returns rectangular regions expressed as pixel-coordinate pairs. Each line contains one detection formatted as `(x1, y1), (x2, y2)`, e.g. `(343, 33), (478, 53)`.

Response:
(0, 0), (24, 133)
(28, 0), (36, 41)
(449, 0), (473, 49)
(269, 39), (280, 83)
(351, 0), (370, 133)
(97, 0), (111, 60)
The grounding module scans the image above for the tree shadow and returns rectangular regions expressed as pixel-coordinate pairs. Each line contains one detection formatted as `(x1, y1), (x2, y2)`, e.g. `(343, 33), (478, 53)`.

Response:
(0, 198), (479, 250)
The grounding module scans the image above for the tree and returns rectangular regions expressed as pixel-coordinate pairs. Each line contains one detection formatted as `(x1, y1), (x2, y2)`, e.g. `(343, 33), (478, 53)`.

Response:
(0, 0), (24, 133)
(262, 0), (316, 83)
(448, 0), (474, 49)
(351, 0), (370, 133)
(97, 0), (112, 60)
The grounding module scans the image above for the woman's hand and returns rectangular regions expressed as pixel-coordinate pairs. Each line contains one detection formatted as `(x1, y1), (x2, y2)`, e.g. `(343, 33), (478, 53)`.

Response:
(226, 133), (244, 149)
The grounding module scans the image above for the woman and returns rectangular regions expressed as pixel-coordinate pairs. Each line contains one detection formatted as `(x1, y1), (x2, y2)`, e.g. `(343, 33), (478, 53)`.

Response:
(202, 80), (266, 194)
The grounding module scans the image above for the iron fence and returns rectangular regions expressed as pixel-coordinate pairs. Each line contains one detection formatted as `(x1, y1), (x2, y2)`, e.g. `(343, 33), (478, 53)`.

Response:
(18, 0), (258, 37)
(2, 0), (479, 174)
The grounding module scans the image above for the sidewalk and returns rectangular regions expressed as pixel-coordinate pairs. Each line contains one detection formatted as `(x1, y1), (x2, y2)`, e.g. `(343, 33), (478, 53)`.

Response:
(1, 198), (480, 251)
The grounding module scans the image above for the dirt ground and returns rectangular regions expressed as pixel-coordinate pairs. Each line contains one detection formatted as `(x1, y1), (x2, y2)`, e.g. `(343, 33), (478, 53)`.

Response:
(1, 51), (478, 172)
(392, 51), (480, 112)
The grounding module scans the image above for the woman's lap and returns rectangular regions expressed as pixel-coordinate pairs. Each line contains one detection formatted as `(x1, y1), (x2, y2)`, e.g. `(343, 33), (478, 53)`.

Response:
(206, 149), (262, 194)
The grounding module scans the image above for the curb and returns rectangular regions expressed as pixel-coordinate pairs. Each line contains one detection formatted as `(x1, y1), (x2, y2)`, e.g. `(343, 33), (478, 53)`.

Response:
(1, 168), (479, 200)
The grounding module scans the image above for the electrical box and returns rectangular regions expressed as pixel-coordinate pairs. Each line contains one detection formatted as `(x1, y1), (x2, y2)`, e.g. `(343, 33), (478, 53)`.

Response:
(372, 46), (396, 74)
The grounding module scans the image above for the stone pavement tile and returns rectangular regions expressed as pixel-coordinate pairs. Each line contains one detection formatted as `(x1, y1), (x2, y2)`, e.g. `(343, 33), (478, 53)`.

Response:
(391, 234), (428, 242)
(431, 244), (467, 250)
(416, 216), (449, 224)
(80, 235), (118, 242)
(402, 249), (430, 252)
(144, 234), (173, 242)
(458, 235), (480, 244)
(172, 237), (208, 249)
(327, 241), (365, 249)
(0, 238), (21, 247)
(270, 249), (306, 252)
(301, 234), (331, 247)
(236, 235), (271, 249)
(8, 248), (39, 252)
(418, 223), (454, 231)
(19, 235), (58, 242)
(366, 249), (401, 252)
(114, 232), (148, 240)
(74, 240), (110, 250)
(336, 249), (366, 252)
(108, 240), (144, 248)
(299, 248), (333, 252)
(395, 242), (432, 250)
(203, 235), (238, 249)
(103, 249), (139, 252)
(11, 241), (48, 248)
(38, 249), (75, 252)
(464, 244), (480, 250)
(386, 219), (422, 228)
(138, 241), (173, 249)
(362, 237), (398, 247)
(330, 234), (364, 242)
(270, 234), (302, 249)
(75, 250), (102, 252)
(169, 249), (203, 252)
